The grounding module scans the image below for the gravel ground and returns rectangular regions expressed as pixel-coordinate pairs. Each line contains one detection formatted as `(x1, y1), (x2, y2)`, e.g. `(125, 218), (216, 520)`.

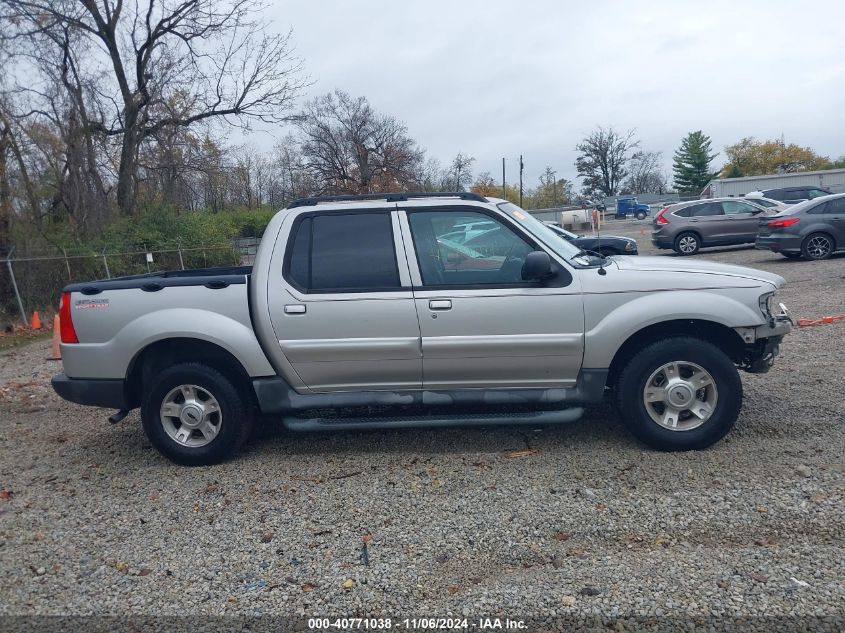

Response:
(0, 229), (843, 631)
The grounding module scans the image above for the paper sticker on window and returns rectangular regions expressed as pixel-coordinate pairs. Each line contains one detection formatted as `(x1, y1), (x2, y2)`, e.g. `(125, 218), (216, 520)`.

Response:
(512, 210), (526, 220)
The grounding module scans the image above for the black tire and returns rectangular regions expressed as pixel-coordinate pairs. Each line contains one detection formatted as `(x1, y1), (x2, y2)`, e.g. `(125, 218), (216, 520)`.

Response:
(141, 362), (253, 466)
(615, 337), (742, 451)
(801, 232), (835, 260)
(636, 212), (647, 220)
(673, 232), (700, 256)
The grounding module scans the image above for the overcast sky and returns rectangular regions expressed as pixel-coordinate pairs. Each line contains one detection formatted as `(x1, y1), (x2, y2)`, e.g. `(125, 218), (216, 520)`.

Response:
(263, 0), (845, 188)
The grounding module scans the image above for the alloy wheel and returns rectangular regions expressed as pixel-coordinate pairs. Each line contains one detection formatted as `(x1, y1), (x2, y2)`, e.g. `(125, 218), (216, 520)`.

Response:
(159, 384), (222, 447)
(678, 236), (698, 254)
(806, 235), (832, 259)
(643, 361), (718, 431)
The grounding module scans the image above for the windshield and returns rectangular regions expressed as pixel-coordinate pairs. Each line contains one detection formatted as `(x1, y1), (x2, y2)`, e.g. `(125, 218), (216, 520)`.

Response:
(496, 202), (586, 262)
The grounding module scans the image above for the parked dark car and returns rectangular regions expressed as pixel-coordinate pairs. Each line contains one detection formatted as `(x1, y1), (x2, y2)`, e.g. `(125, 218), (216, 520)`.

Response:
(651, 198), (768, 255)
(750, 186), (832, 205)
(544, 222), (638, 256)
(755, 193), (845, 260)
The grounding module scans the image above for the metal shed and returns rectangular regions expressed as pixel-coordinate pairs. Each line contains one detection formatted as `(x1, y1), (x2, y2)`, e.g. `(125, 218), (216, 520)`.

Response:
(702, 168), (845, 198)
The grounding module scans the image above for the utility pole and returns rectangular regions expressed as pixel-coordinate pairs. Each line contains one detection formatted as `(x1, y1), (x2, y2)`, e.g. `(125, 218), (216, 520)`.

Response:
(549, 169), (557, 207)
(502, 158), (506, 199)
(519, 155), (524, 207)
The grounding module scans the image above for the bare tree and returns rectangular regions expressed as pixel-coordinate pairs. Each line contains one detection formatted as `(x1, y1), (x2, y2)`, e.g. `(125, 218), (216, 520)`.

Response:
(297, 90), (424, 194)
(575, 126), (639, 197)
(267, 135), (311, 207)
(0, 0), (305, 215)
(623, 150), (666, 194)
(442, 152), (475, 191)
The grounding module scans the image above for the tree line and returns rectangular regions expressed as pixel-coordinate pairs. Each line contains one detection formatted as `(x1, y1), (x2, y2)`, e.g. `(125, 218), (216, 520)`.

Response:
(0, 0), (575, 251)
(1, 0), (842, 256)
(575, 127), (845, 199)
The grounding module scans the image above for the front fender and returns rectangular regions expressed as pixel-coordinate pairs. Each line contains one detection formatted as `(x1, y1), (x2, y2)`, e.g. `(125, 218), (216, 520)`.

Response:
(61, 308), (275, 379)
(582, 290), (763, 368)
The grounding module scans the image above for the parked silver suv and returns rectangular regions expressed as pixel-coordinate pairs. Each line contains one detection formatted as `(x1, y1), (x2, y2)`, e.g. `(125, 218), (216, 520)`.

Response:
(52, 192), (792, 464)
(652, 198), (768, 255)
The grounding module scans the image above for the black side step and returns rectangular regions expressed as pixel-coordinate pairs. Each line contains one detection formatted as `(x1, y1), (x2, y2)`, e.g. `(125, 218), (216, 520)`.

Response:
(282, 408), (584, 432)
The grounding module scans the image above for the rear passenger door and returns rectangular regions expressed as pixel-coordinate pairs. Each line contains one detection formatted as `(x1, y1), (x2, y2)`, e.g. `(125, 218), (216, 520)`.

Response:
(268, 209), (422, 392)
(822, 197), (845, 245)
(721, 200), (761, 243)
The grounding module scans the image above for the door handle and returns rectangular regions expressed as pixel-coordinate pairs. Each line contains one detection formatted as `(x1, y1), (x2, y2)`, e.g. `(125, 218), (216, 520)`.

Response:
(429, 300), (452, 310)
(284, 304), (306, 314)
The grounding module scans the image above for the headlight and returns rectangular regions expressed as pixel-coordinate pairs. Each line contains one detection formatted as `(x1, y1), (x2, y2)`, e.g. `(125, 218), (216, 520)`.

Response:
(624, 241), (636, 251)
(759, 291), (775, 317)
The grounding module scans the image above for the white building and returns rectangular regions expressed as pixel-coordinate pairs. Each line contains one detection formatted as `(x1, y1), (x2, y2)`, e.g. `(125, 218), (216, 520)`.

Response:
(702, 168), (845, 198)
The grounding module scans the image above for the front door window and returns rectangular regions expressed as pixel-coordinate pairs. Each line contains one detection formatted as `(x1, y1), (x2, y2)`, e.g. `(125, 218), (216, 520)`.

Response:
(408, 211), (534, 287)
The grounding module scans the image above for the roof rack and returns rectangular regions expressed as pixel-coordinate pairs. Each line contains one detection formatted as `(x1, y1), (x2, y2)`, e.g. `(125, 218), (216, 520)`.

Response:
(287, 191), (488, 209)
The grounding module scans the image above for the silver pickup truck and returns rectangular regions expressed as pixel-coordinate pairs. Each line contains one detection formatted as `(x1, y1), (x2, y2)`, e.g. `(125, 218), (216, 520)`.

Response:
(52, 192), (793, 465)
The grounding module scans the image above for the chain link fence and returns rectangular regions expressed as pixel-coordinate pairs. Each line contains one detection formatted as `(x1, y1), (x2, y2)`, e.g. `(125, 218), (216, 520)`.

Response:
(1, 240), (255, 325)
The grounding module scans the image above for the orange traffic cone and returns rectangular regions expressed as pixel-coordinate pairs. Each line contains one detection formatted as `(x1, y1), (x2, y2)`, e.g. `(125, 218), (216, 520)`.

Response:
(49, 314), (61, 361)
(31, 311), (42, 330)
(640, 226), (646, 236)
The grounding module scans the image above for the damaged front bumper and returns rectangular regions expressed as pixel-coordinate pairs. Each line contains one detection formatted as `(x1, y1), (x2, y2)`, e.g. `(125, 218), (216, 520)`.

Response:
(737, 303), (793, 374)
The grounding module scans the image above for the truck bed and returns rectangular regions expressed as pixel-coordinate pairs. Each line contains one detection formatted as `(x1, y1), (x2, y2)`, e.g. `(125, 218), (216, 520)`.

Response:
(64, 265), (252, 294)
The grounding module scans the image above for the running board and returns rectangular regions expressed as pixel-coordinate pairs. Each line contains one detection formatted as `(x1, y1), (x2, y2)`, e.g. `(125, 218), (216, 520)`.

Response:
(282, 407), (584, 432)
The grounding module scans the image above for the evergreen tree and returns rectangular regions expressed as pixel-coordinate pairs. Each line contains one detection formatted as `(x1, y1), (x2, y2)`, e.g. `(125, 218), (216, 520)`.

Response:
(673, 131), (719, 193)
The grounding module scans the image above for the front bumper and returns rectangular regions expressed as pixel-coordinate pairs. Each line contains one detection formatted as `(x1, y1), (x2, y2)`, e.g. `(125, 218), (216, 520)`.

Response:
(741, 309), (792, 373)
(51, 374), (129, 409)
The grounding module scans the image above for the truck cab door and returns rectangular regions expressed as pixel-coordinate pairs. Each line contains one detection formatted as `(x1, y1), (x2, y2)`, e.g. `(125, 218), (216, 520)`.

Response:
(266, 209), (422, 392)
(398, 207), (584, 389)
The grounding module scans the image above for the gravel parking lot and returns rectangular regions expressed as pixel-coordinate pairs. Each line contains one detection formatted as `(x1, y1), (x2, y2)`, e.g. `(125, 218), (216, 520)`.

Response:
(1, 226), (843, 631)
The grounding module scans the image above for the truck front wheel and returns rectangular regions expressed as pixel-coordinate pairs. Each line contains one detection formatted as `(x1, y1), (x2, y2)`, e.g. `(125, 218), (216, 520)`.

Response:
(615, 337), (742, 451)
(141, 362), (253, 465)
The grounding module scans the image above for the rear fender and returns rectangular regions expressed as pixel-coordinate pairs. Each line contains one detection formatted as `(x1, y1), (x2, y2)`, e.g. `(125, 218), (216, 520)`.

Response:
(60, 308), (275, 379)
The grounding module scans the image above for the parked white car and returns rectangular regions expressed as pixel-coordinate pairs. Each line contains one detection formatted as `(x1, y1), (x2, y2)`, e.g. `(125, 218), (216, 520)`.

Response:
(744, 194), (789, 214)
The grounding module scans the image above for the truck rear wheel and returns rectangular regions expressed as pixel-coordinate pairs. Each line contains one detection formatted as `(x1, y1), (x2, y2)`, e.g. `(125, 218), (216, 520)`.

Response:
(615, 337), (742, 451)
(141, 362), (253, 466)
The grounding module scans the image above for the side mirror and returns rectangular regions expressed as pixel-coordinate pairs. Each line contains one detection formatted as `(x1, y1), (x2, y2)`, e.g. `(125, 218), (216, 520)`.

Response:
(521, 251), (554, 281)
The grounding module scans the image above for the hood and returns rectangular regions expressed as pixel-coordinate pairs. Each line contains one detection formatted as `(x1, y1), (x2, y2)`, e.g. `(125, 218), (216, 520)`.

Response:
(611, 256), (785, 287)
(578, 234), (634, 242)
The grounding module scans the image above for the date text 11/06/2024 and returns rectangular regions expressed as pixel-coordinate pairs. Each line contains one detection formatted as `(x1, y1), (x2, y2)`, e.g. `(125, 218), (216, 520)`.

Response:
(307, 617), (527, 630)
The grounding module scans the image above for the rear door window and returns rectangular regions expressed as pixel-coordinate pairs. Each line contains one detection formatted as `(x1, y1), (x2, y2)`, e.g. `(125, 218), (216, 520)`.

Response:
(286, 212), (400, 292)
(823, 198), (845, 214)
